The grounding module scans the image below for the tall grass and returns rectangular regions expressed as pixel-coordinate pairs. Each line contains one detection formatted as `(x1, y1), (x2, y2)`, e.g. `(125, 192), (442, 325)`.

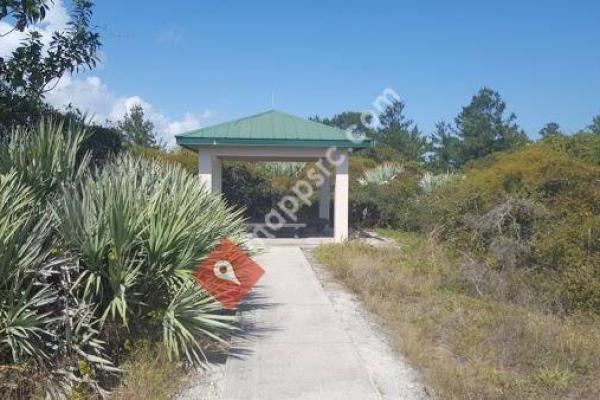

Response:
(315, 237), (600, 399)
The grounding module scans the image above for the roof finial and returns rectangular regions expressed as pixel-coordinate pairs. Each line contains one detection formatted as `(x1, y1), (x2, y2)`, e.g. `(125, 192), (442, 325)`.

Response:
(271, 91), (275, 110)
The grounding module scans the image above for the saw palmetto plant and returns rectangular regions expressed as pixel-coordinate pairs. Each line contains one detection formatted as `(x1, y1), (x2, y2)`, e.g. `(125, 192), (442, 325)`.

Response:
(358, 162), (405, 186)
(2, 119), (246, 398)
(55, 155), (246, 365)
(255, 161), (306, 179)
(418, 171), (463, 193)
(0, 172), (113, 399)
(0, 118), (90, 203)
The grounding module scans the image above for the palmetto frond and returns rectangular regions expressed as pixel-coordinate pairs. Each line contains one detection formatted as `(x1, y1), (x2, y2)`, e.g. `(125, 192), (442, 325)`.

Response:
(358, 162), (405, 186)
(0, 122), (113, 398)
(0, 118), (90, 202)
(55, 155), (244, 364)
(162, 278), (235, 365)
(419, 171), (463, 193)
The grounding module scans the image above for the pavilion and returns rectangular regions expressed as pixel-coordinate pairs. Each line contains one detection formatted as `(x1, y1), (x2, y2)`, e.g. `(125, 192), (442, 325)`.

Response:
(175, 110), (371, 242)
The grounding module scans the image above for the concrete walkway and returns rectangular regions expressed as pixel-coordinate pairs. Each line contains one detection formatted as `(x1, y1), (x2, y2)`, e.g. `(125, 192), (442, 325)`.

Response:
(222, 245), (381, 400)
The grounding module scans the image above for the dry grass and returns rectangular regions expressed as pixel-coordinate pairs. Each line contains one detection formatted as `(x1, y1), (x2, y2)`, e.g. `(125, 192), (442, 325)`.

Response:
(109, 345), (185, 400)
(315, 232), (600, 400)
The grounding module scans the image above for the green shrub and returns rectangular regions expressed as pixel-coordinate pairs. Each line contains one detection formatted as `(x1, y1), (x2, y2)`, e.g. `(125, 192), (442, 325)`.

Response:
(132, 146), (197, 173)
(222, 161), (281, 219)
(421, 145), (600, 312)
(355, 143), (600, 313)
(543, 131), (600, 165)
(54, 155), (245, 364)
(0, 167), (111, 398)
(0, 119), (255, 397)
(0, 118), (90, 203)
(350, 163), (423, 229)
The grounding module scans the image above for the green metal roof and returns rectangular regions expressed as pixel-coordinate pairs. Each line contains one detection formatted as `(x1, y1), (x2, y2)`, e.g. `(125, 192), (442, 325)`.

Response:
(175, 110), (372, 149)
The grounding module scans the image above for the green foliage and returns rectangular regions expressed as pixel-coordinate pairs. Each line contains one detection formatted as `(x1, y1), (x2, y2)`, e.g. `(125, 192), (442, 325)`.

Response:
(0, 173), (56, 365)
(429, 121), (461, 171)
(0, 1), (50, 30)
(538, 122), (563, 138)
(55, 155), (244, 363)
(0, 118), (90, 202)
(355, 138), (600, 313)
(81, 124), (123, 164)
(133, 149), (313, 221)
(132, 145), (197, 173)
(117, 104), (160, 148)
(429, 88), (530, 169)
(369, 100), (430, 162)
(313, 111), (374, 138)
(222, 161), (280, 220)
(588, 114), (600, 135)
(351, 162), (424, 229)
(542, 130), (600, 165)
(1, 120), (246, 397)
(422, 145), (600, 312)
(0, 172), (111, 399)
(0, 0), (101, 135)
(455, 87), (529, 162)
(349, 156), (377, 179)
(419, 171), (462, 194)
(357, 162), (404, 186)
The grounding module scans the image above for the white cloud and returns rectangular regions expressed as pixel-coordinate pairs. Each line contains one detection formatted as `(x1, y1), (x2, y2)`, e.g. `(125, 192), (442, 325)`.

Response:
(0, 0), (69, 57)
(45, 75), (210, 146)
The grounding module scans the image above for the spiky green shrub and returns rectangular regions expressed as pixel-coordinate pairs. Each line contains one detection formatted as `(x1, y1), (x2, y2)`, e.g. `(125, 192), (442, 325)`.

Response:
(357, 162), (404, 186)
(0, 172), (112, 399)
(418, 145), (600, 312)
(419, 172), (462, 193)
(255, 162), (306, 179)
(0, 119), (90, 203)
(2, 119), (248, 397)
(55, 155), (246, 364)
(351, 165), (423, 229)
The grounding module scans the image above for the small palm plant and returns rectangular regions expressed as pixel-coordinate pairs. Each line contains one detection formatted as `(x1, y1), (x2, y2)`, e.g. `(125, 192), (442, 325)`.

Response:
(0, 120), (113, 398)
(55, 155), (246, 364)
(0, 118), (90, 202)
(419, 172), (463, 193)
(0, 172), (112, 398)
(255, 162), (306, 179)
(358, 162), (404, 186)
(1, 119), (248, 397)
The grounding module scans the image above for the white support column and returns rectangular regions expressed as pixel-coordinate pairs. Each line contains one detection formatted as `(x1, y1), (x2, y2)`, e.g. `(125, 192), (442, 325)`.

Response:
(212, 156), (222, 194)
(334, 150), (349, 242)
(318, 159), (331, 221)
(198, 150), (213, 191)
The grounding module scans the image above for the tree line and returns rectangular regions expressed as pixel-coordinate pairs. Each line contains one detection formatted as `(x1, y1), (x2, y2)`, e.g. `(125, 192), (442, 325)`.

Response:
(317, 88), (600, 171)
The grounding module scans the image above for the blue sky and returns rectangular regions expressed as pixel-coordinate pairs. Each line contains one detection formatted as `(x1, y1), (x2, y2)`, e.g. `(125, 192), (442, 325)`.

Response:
(48, 1), (600, 141)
